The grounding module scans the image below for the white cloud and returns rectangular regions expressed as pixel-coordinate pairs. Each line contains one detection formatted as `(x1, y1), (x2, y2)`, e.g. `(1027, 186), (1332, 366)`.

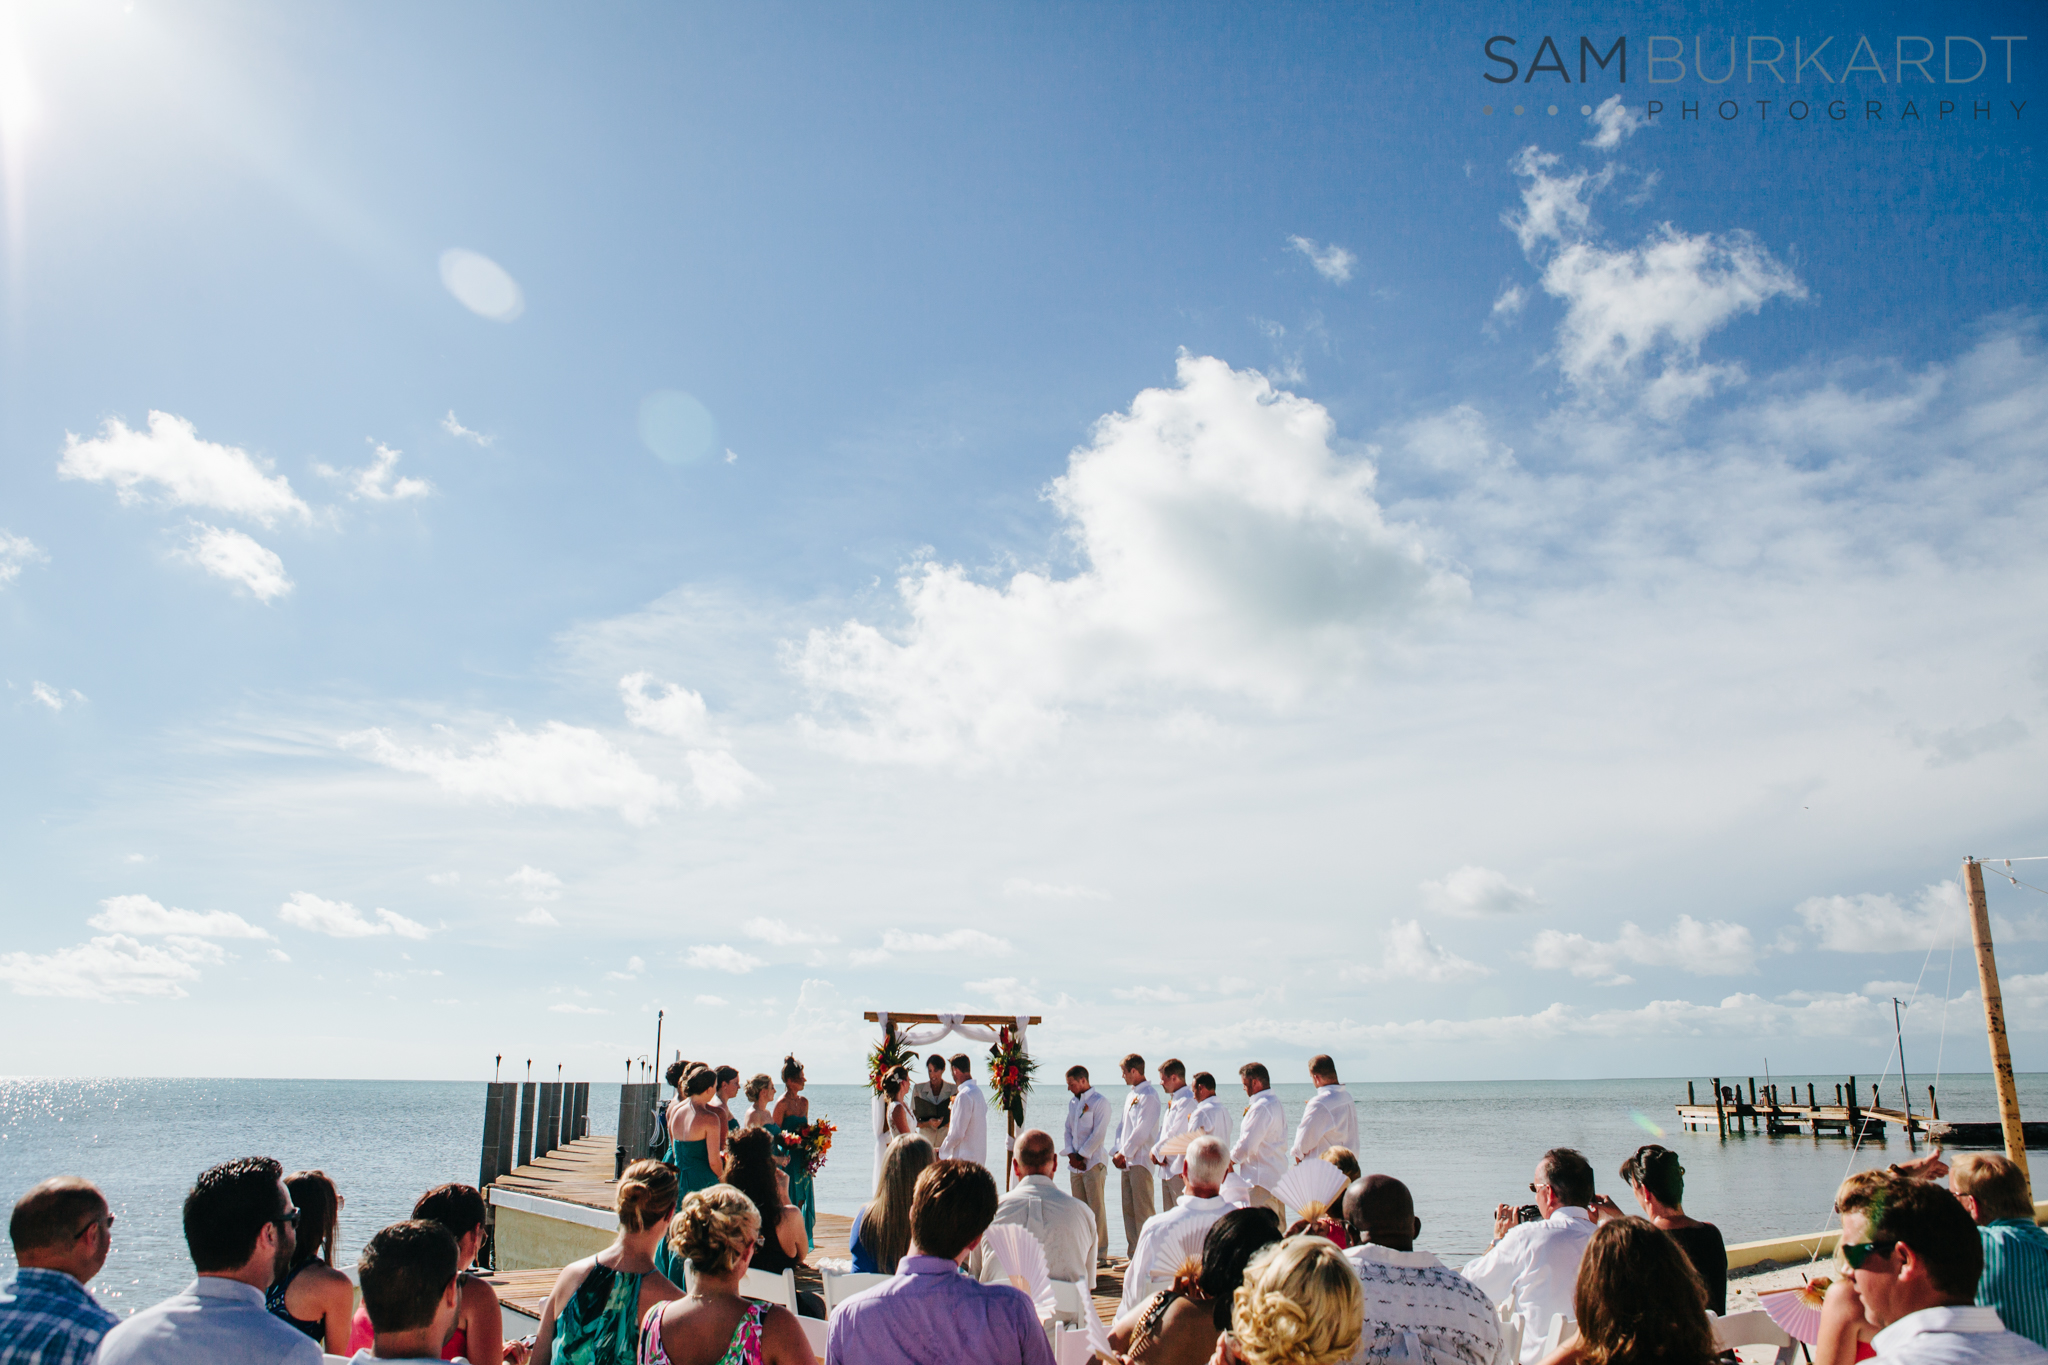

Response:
(1898, 716), (2027, 768)
(505, 865), (563, 901)
(883, 928), (1012, 955)
(0, 530), (46, 587)
(964, 976), (1050, 1011)
(1422, 866), (1541, 917)
(1287, 235), (1356, 284)
(426, 871), (461, 885)
(796, 355), (1468, 761)
(31, 682), (70, 712)
(442, 411), (494, 447)
(694, 994), (729, 1007)
(278, 891), (430, 940)
(686, 749), (767, 808)
(268, 948), (292, 962)
(1347, 919), (1493, 984)
(621, 671), (711, 741)
(179, 524), (292, 602)
(1003, 879), (1110, 901)
(89, 893), (273, 940)
(1796, 881), (1964, 953)
(1113, 984), (1191, 1003)
(58, 412), (310, 525)
(439, 249), (525, 322)
(744, 917), (838, 947)
(0, 934), (203, 1000)
(1509, 149), (1805, 416)
(1490, 285), (1526, 320)
(1525, 915), (1759, 985)
(1584, 95), (1644, 150)
(606, 955), (647, 980)
(687, 944), (765, 974)
(316, 442), (431, 501)
(343, 721), (679, 825)
(548, 1002), (608, 1014)
(518, 906), (560, 926)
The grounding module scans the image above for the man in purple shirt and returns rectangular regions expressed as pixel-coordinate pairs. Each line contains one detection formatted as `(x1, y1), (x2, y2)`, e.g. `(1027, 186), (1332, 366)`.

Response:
(827, 1159), (1058, 1365)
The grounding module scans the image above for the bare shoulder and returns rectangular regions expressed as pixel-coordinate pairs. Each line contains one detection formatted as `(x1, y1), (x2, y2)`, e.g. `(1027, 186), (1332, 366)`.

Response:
(462, 1273), (501, 1309)
(551, 1256), (596, 1305)
(760, 1303), (811, 1352)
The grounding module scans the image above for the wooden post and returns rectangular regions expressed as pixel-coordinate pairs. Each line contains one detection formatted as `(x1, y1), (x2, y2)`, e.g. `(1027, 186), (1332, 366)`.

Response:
(479, 1081), (508, 1188)
(1929, 1085), (1941, 1120)
(516, 1079), (537, 1169)
(1966, 857), (2032, 1194)
(1689, 1081), (1696, 1106)
(1809, 1083), (1817, 1109)
(1713, 1077), (1727, 1137)
(1847, 1075), (1860, 1142)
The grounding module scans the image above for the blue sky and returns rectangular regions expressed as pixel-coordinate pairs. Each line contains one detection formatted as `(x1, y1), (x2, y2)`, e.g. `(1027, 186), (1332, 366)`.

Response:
(4, 0), (2047, 1085)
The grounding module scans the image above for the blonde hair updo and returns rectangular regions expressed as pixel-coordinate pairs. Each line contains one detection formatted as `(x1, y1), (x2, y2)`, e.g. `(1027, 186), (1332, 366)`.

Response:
(615, 1159), (679, 1233)
(670, 1185), (760, 1276)
(745, 1073), (775, 1103)
(1230, 1235), (1363, 1365)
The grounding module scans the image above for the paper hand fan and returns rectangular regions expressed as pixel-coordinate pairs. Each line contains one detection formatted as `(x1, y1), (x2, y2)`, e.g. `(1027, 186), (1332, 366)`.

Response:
(982, 1224), (1056, 1318)
(1149, 1214), (1220, 1284)
(1220, 1172), (1255, 1207)
(1759, 1279), (1830, 1344)
(1155, 1132), (1196, 1158)
(1272, 1160), (1349, 1217)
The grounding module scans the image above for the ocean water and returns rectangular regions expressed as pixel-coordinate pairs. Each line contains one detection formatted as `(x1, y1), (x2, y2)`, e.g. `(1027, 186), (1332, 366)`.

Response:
(6, 1071), (2041, 1317)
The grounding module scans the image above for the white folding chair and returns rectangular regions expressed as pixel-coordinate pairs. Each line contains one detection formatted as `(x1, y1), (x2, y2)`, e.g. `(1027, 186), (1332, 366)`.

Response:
(1540, 1314), (1578, 1357)
(1497, 1314), (1523, 1365)
(822, 1268), (894, 1313)
(1711, 1309), (1798, 1365)
(679, 1262), (799, 1312)
(1048, 1278), (1090, 1328)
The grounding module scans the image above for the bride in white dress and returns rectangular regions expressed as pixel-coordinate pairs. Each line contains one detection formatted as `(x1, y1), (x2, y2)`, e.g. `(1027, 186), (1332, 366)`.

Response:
(871, 1066), (917, 1191)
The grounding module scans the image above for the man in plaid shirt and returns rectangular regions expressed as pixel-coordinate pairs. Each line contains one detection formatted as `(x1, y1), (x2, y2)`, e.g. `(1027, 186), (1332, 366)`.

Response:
(2, 1176), (120, 1365)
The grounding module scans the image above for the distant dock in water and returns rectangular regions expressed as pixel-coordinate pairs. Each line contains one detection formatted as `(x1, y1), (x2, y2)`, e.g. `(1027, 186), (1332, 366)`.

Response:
(1674, 1074), (2048, 1147)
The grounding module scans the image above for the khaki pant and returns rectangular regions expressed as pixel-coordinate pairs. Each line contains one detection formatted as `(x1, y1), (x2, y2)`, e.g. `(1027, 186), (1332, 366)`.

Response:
(1248, 1184), (1282, 1217)
(1120, 1165), (1156, 1257)
(1071, 1164), (1109, 1258)
(1161, 1174), (1185, 1208)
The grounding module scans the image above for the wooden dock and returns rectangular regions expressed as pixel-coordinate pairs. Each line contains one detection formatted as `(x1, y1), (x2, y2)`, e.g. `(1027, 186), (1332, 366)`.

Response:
(483, 1136), (1131, 1328)
(1672, 1075), (1950, 1139)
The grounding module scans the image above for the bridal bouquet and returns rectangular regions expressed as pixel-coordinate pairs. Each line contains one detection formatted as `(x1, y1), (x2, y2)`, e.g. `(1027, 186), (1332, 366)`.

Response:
(782, 1116), (836, 1179)
(986, 1026), (1037, 1128)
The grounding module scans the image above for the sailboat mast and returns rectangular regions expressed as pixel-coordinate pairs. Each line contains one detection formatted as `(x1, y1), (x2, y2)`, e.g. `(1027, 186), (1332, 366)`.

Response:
(1966, 857), (2030, 1192)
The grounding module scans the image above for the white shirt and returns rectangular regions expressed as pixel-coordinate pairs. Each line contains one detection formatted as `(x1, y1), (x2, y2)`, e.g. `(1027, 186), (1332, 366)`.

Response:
(1190, 1094), (1232, 1148)
(1118, 1193), (1235, 1316)
(1460, 1207), (1596, 1365)
(1152, 1086), (1197, 1179)
(1290, 1082), (1360, 1164)
(1342, 1242), (1508, 1365)
(937, 1077), (987, 1167)
(1115, 1079), (1163, 1169)
(1872, 1306), (2048, 1365)
(1064, 1087), (1111, 1172)
(1230, 1089), (1287, 1191)
(96, 1278), (324, 1365)
(972, 1174), (1099, 1288)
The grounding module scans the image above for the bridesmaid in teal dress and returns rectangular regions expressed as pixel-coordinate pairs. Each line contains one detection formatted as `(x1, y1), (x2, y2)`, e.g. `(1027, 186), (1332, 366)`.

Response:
(771, 1054), (817, 1248)
(656, 1067), (725, 1286)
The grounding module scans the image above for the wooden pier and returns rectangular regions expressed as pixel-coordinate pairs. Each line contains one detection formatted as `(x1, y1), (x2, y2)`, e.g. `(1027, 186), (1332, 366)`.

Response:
(1673, 1075), (1937, 1139)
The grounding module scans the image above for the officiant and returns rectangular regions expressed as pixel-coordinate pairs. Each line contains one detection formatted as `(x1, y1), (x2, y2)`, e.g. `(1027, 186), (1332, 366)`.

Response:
(913, 1052), (956, 1148)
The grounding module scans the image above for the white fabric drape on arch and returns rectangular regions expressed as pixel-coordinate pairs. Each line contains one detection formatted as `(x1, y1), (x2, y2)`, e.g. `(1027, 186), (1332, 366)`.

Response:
(870, 1012), (1031, 1194)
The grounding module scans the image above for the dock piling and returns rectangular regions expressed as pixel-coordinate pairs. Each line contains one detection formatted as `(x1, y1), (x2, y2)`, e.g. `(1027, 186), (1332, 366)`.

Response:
(1930, 1085), (1941, 1120)
(1689, 1081), (1696, 1106)
(516, 1077), (537, 1169)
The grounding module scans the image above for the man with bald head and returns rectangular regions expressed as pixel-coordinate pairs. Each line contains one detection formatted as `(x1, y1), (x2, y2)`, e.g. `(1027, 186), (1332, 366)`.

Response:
(1340, 1176), (1505, 1365)
(2, 1177), (119, 1365)
(971, 1128), (1098, 1290)
(1118, 1134), (1237, 1317)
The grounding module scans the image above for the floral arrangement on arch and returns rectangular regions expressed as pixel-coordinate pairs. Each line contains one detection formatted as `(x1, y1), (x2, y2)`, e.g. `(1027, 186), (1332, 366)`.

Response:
(986, 1025), (1037, 1128)
(867, 1023), (915, 1096)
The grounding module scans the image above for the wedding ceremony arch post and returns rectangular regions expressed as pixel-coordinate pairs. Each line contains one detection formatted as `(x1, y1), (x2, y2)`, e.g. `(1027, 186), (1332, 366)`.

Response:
(864, 1011), (1041, 1192)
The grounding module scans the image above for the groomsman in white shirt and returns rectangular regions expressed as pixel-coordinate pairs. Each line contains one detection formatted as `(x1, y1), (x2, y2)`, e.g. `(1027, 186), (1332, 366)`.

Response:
(1188, 1071), (1232, 1151)
(1289, 1054), (1359, 1164)
(1063, 1065), (1112, 1266)
(1151, 1059), (1197, 1207)
(1111, 1053), (1162, 1259)
(1230, 1062), (1286, 1216)
(936, 1053), (988, 1169)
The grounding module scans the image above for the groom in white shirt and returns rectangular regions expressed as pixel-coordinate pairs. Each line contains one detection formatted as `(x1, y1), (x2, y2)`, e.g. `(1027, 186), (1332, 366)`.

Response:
(1151, 1058), (1196, 1207)
(1289, 1054), (1359, 1164)
(936, 1053), (988, 1170)
(1111, 1053), (1162, 1259)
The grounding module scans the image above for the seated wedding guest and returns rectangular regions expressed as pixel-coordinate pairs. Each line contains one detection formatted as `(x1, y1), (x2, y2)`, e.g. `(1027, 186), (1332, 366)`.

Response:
(357, 1220), (463, 1364)
(1952, 1154), (2048, 1348)
(639, 1186), (811, 1365)
(97, 1156), (323, 1365)
(1, 1176), (118, 1365)
(1217, 1234), (1363, 1365)
(971, 1128), (1098, 1290)
(1462, 1148), (1597, 1364)
(1540, 1216), (1714, 1365)
(1121, 1135), (1239, 1316)
(1817, 1171), (2048, 1365)
(826, 1160), (1057, 1365)
(1588, 1145), (1725, 1316)
(351, 1183), (524, 1363)
(1322, 1148), (1362, 1185)
(851, 1134), (935, 1274)
(267, 1170), (353, 1353)
(1338, 1175), (1502, 1365)
(1110, 1207), (1283, 1365)
(724, 1127), (822, 1317)
(530, 1159), (682, 1365)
